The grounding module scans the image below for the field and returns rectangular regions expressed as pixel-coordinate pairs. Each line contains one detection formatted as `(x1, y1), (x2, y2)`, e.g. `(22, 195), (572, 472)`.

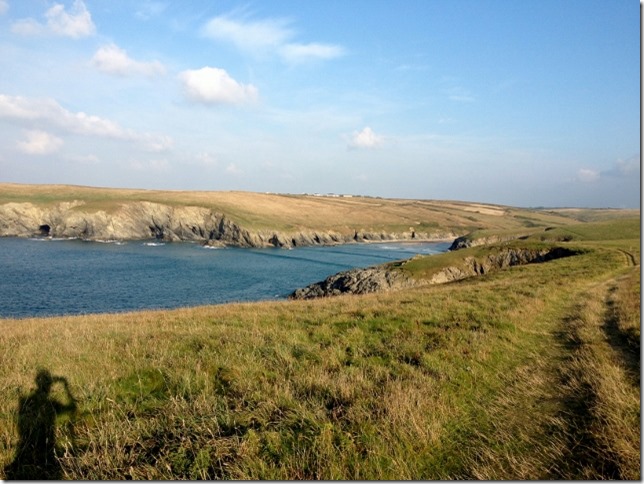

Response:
(0, 182), (623, 236)
(0, 206), (640, 478)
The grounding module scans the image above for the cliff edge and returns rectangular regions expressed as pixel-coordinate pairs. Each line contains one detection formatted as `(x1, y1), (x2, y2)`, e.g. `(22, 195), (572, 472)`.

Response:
(0, 200), (455, 249)
(290, 245), (580, 299)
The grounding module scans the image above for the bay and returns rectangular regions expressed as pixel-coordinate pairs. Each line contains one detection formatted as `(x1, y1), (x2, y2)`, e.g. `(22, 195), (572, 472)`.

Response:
(0, 237), (450, 318)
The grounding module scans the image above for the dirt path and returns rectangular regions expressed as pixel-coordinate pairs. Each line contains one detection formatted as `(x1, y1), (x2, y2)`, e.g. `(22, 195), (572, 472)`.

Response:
(551, 269), (640, 479)
(616, 248), (638, 266)
(455, 247), (640, 480)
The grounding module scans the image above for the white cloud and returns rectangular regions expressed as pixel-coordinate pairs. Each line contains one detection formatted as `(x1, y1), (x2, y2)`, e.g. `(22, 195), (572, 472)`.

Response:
(279, 42), (345, 64)
(194, 152), (218, 166)
(576, 156), (640, 184)
(46, 0), (95, 37)
(17, 130), (63, 155)
(225, 163), (242, 175)
(202, 14), (292, 53)
(577, 168), (600, 183)
(348, 127), (384, 149)
(91, 44), (166, 78)
(11, 18), (44, 36)
(202, 12), (344, 63)
(0, 94), (127, 137)
(12, 0), (95, 38)
(0, 0), (8, 15)
(178, 67), (258, 105)
(0, 94), (171, 151)
(611, 156), (640, 176)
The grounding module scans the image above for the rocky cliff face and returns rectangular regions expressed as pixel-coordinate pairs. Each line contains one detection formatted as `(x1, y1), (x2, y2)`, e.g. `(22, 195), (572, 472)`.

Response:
(427, 246), (578, 284)
(290, 265), (417, 299)
(449, 234), (524, 250)
(290, 246), (579, 299)
(0, 201), (456, 249)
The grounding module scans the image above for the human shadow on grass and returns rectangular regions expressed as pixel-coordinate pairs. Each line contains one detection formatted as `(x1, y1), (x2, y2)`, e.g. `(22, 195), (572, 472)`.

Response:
(4, 369), (77, 480)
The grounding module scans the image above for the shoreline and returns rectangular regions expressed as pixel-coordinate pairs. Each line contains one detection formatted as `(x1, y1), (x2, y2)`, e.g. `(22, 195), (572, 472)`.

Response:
(0, 237), (451, 321)
(2, 233), (459, 248)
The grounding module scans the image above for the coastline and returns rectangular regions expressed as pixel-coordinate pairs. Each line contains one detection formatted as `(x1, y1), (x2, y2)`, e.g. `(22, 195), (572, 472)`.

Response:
(0, 237), (450, 320)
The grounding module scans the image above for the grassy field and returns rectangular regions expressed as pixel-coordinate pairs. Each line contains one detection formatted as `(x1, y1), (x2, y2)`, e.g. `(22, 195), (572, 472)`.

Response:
(0, 182), (621, 236)
(0, 214), (639, 479)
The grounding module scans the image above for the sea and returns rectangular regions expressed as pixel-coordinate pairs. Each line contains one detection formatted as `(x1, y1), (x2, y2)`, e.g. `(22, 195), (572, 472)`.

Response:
(0, 237), (450, 319)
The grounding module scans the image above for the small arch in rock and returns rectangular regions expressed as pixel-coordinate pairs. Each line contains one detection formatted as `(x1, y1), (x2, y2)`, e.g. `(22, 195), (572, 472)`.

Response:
(39, 224), (51, 236)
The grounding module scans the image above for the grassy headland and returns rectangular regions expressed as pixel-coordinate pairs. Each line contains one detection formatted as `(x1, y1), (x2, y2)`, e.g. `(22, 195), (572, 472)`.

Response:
(0, 190), (639, 479)
(0, 182), (615, 236)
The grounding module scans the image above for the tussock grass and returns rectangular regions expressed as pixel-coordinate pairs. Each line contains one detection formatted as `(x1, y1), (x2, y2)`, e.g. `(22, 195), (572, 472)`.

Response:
(0, 218), (640, 479)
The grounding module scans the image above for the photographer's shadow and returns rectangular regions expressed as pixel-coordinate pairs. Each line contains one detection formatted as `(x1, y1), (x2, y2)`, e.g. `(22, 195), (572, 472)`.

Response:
(4, 369), (77, 480)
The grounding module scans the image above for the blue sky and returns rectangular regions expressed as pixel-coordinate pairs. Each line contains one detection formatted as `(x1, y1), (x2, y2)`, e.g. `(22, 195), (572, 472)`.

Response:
(0, 0), (639, 207)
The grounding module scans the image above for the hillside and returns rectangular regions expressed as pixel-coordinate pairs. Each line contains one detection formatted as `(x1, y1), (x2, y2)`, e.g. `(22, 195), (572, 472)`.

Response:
(0, 216), (639, 479)
(0, 183), (603, 248)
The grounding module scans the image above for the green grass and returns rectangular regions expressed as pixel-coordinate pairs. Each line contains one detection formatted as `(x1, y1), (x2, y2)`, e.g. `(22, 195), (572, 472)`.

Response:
(0, 212), (639, 479)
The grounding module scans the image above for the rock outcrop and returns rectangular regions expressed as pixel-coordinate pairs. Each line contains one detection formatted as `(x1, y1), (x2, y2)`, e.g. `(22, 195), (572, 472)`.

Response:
(290, 265), (417, 299)
(290, 246), (579, 299)
(0, 201), (456, 249)
(449, 234), (525, 250)
(427, 246), (578, 284)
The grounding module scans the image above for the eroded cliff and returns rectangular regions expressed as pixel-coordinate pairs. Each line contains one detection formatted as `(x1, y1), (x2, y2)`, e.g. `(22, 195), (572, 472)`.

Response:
(290, 246), (580, 299)
(0, 201), (456, 248)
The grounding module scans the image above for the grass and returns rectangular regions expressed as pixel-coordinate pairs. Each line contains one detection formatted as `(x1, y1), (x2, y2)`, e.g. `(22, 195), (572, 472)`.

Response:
(453, 217), (641, 247)
(0, 213), (640, 479)
(0, 182), (604, 236)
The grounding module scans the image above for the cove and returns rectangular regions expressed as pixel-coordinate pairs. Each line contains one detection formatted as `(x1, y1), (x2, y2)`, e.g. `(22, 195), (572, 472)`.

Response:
(0, 237), (450, 319)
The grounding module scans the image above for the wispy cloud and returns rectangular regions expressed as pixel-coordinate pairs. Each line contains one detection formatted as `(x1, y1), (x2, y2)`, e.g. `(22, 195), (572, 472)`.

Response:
(280, 43), (346, 63)
(66, 153), (99, 164)
(91, 44), (166, 78)
(130, 158), (170, 172)
(202, 14), (292, 54)
(447, 86), (475, 103)
(576, 168), (600, 183)
(395, 63), (429, 72)
(347, 127), (384, 149)
(577, 155), (640, 184)
(0, 0), (8, 16)
(0, 94), (172, 151)
(225, 162), (243, 175)
(11, 0), (95, 38)
(17, 130), (63, 155)
(201, 12), (345, 64)
(135, 1), (167, 20)
(603, 155), (640, 178)
(194, 152), (218, 167)
(179, 67), (258, 105)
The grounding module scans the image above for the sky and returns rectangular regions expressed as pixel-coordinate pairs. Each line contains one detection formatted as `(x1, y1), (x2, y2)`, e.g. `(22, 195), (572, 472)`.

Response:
(0, 0), (640, 208)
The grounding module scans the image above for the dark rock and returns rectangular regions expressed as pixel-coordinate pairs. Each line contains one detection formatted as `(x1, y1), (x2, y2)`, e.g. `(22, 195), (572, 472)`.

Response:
(290, 265), (416, 300)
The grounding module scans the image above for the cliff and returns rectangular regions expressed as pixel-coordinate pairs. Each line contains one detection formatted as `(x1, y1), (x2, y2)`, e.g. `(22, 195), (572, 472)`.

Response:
(290, 246), (579, 299)
(290, 264), (417, 299)
(448, 233), (526, 250)
(0, 200), (456, 248)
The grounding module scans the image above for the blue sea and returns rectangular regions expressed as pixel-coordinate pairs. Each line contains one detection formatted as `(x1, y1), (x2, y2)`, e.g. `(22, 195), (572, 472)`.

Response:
(0, 237), (450, 318)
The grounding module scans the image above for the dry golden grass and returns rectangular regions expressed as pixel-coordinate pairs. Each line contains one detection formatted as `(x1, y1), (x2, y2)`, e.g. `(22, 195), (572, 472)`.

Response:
(0, 182), (587, 234)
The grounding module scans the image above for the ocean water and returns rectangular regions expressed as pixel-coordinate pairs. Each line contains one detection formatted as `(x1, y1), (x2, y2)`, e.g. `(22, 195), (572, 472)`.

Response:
(0, 237), (450, 318)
